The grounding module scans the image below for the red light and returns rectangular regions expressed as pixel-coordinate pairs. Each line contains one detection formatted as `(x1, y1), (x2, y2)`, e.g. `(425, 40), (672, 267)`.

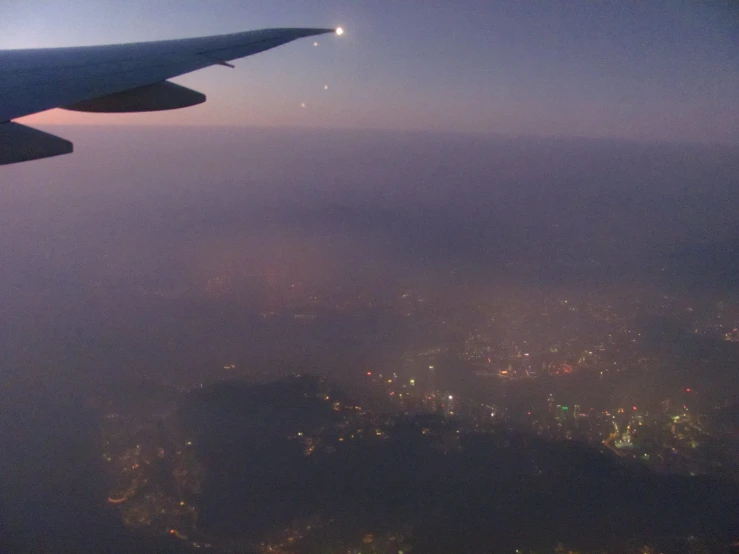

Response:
(685, 388), (691, 392)
(527, 412), (531, 415)
(366, 372), (372, 376)
(632, 406), (637, 410)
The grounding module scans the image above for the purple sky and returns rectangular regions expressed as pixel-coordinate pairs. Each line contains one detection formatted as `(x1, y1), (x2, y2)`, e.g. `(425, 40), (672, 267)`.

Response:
(3, 0), (739, 142)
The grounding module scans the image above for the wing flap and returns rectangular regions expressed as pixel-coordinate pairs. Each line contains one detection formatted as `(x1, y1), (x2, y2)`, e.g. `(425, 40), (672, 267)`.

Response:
(0, 123), (73, 165)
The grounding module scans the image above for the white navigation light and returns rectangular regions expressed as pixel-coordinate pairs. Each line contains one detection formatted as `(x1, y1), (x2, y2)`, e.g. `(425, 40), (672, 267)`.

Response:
(336, 27), (344, 36)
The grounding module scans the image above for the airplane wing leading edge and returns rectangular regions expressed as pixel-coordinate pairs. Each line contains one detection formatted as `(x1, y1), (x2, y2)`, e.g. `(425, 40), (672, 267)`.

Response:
(0, 27), (336, 165)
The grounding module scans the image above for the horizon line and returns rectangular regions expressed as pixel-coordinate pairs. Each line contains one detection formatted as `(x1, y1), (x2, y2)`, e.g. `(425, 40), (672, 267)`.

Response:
(18, 121), (739, 149)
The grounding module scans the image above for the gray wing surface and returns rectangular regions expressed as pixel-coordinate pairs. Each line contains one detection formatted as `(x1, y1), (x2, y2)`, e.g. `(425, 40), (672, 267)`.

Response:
(0, 27), (334, 164)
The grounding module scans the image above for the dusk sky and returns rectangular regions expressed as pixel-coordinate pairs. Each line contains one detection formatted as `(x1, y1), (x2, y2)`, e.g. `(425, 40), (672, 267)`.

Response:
(3, 0), (738, 143)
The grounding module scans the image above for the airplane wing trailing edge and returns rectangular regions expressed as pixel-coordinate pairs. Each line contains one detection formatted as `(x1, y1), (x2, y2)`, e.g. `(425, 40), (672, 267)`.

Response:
(0, 27), (338, 165)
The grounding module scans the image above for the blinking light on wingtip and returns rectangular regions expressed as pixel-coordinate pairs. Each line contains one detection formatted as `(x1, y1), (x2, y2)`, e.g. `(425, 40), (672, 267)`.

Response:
(336, 27), (344, 36)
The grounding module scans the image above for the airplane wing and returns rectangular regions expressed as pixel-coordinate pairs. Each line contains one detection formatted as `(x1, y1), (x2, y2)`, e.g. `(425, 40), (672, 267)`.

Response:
(0, 27), (337, 165)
